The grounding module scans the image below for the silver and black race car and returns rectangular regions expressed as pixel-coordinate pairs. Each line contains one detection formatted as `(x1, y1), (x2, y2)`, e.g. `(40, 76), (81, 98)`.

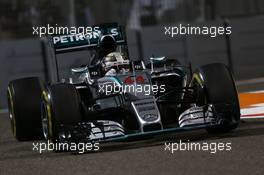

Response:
(7, 23), (240, 147)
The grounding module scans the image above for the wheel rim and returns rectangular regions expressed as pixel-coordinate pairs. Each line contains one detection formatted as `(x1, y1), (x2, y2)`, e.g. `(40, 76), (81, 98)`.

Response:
(7, 87), (16, 136)
(191, 74), (207, 106)
(41, 102), (49, 140)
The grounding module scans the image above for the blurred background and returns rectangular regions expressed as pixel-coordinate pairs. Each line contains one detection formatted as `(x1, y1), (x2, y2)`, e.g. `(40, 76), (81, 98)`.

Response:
(0, 0), (264, 108)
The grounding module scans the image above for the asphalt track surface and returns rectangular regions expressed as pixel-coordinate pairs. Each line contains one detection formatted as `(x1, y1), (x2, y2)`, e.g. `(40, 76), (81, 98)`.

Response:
(1, 84), (264, 175)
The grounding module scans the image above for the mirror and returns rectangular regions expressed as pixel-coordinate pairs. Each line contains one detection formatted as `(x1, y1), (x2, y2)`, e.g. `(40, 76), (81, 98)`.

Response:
(71, 67), (88, 74)
(150, 56), (165, 62)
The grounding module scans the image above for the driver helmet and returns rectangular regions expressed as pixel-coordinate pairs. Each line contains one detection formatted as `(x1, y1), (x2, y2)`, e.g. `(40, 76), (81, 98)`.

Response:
(99, 35), (117, 54)
(102, 52), (130, 75)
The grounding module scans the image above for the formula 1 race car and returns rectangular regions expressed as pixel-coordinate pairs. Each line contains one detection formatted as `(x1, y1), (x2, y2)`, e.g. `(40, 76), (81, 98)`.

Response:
(7, 23), (240, 145)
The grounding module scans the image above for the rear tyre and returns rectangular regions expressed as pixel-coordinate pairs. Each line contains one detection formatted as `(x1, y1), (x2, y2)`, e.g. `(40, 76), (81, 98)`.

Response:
(192, 63), (240, 133)
(41, 83), (82, 142)
(7, 77), (44, 141)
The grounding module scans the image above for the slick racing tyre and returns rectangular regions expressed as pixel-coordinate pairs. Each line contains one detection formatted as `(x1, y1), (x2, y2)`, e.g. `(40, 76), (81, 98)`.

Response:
(7, 77), (44, 141)
(41, 83), (82, 142)
(192, 63), (240, 133)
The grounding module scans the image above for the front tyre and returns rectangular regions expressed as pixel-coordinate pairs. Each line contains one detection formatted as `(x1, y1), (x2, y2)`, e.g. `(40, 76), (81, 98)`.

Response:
(192, 63), (240, 133)
(7, 77), (44, 141)
(41, 83), (82, 142)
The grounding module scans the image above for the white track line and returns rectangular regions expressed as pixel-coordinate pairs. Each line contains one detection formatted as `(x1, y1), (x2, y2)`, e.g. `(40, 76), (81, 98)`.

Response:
(241, 103), (264, 115)
(241, 116), (264, 119)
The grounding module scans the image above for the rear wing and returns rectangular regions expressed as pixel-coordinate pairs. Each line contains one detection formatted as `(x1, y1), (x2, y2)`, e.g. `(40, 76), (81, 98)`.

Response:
(50, 23), (126, 54)
(47, 23), (128, 82)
